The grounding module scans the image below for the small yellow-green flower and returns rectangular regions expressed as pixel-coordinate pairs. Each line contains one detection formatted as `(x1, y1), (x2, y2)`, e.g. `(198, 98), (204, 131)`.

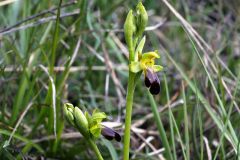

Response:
(85, 109), (107, 139)
(64, 103), (121, 142)
(129, 37), (163, 95)
(130, 50), (163, 73)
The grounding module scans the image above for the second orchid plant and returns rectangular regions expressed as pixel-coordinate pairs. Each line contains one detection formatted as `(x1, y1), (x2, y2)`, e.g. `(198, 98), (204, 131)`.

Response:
(64, 103), (120, 160)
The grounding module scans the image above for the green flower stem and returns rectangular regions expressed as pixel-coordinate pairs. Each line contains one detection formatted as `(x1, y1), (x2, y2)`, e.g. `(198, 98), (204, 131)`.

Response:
(147, 91), (173, 160)
(88, 139), (103, 160)
(123, 72), (136, 160)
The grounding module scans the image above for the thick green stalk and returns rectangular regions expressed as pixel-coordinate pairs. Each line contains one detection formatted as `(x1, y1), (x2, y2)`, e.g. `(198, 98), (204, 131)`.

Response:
(123, 72), (136, 160)
(88, 139), (103, 160)
(147, 91), (173, 160)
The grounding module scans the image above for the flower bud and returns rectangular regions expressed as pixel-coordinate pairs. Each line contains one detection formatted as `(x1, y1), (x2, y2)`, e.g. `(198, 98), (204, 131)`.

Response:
(124, 10), (136, 61)
(64, 103), (75, 126)
(136, 2), (148, 37)
(74, 107), (89, 137)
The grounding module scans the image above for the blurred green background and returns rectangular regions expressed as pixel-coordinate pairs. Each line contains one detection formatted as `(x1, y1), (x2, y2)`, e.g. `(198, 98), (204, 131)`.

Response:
(0, 0), (240, 159)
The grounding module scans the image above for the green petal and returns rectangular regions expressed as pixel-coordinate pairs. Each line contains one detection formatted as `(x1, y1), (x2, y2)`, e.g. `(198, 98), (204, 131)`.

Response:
(134, 36), (146, 61)
(129, 61), (142, 73)
(90, 124), (102, 138)
(91, 110), (107, 122)
(85, 111), (91, 124)
(142, 50), (160, 60)
(152, 65), (163, 72)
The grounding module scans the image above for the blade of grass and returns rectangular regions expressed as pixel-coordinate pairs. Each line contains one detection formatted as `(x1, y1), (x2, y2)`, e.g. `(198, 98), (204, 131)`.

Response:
(39, 65), (56, 138)
(147, 90), (173, 160)
(0, 129), (44, 153)
(182, 82), (190, 160)
(49, 0), (62, 75)
(4, 102), (34, 148)
(0, 0), (17, 7)
(102, 139), (118, 160)
(192, 93), (200, 159)
(213, 76), (240, 160)
(56, 38), (81, 94)
(196, 95), (204, 160)
(164, 75), (187, 160)
(184, 30), (239, 152)
(162, 46), (237, 153)
(163, 75), (177, 160)
(46, 0), (62, 140)
(19, 0), (30, 57)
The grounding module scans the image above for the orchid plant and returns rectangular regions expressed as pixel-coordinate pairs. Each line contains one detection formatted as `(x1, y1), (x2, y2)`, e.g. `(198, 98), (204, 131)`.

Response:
(123, 2), (163, 160)
(64, 103), (120, 160)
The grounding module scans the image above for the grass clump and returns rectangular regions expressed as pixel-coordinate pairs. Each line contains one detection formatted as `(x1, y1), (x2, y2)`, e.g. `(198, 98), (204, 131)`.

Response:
(0, 0), (240, 159)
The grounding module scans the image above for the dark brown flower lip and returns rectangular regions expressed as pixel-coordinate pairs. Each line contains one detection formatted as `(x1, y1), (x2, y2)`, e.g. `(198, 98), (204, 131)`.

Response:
(101, 126), (121, 142)
(144, 68), (160, 95)
(150, 80), (160, 95)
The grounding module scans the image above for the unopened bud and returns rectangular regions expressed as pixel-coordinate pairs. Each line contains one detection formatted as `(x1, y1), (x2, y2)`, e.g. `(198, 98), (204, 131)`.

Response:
(74, 107), (89, 137)
(124, 10), (136, 61)
(64, 103), (75, 126)
(136, 2), (148, 37)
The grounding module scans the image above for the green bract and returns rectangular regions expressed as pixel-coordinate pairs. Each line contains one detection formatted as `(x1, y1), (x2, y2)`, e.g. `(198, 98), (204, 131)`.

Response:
(134, 36), (146, 61)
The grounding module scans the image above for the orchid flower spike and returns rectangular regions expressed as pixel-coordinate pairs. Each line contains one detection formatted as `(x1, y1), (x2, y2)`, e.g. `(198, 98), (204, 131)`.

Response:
(64, 103), (121, 142)
(86, 109), (121, 142)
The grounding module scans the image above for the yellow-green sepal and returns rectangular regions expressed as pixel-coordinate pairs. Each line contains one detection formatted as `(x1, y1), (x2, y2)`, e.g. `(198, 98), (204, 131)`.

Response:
(129, 61), (142, 73)
(91, 109), (107, 123)
(87, 109), (107, 139)
(152, 65), (163, 72)
(89, 122), (102, 139)
(141, 50), (160, 60)
(134, 36), (146, 61)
